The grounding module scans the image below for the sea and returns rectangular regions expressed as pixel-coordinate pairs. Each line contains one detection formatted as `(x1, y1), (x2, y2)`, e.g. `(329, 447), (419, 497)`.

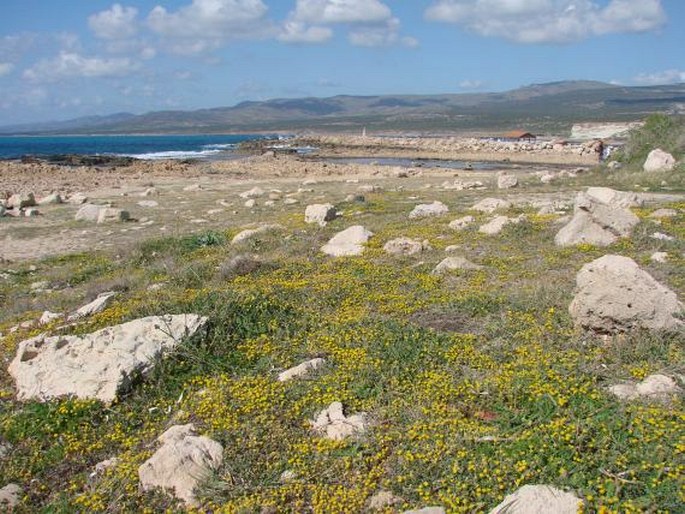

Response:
(0, 134), (279, 160)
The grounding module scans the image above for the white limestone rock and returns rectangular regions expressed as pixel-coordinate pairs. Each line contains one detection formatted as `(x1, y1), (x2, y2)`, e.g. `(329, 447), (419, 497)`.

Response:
(409, 201), (449, 219)
(449, 215), (475, 230)
(569, 255), (683, 333)
(278, 358), (325, 382)
(384, 237), (430, 256)
(239, 187), (265, 199)
(9, 314), (207, 405)
(651, 252), (669, 263)
(75, 204), (103, 222)
(479, 215), (525, 235)
(38, 193), (63, 205)
(311, 401), (367, 440)
(609, 374), (682, 402)
(67, 291), (117, 322)
(321, 226), (373, 257)
(0, 483), (22, 509)
(304, 204), (337, 226)
(138, 424), (223, 507)
(497, 172), (518, 189)
(489, 484), (582, 514)
(643, 149), (676, 172)
(472, 198), (511, 214)
(231, 224), (282, 244)
(433, 257), (483, 274)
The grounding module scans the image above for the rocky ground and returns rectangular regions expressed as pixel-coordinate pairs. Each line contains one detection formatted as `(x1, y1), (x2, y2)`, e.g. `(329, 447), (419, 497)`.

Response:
(0, 135), (682, 513)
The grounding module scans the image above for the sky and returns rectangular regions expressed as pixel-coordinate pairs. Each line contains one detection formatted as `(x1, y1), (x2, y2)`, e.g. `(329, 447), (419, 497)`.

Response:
(0, 0), (683, 125)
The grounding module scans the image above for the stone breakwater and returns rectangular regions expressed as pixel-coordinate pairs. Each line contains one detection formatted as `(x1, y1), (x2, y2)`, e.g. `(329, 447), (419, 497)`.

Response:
(295, 135), (603, 165)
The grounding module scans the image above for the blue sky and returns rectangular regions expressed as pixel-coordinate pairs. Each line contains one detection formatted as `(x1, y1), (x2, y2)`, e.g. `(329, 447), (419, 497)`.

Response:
(0, 0), (683, 124)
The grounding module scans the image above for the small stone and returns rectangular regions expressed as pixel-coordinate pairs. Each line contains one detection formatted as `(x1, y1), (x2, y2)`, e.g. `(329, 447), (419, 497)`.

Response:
(278, 358), (325, 382)
(609, 374), (682, 402)
(384, 237), (430, 256)
(402, 507), (446, 514)
(368, 490), (402, 510)
(75, 204), (103, 222)
(38, 193), (63, 205)
(68, 193), (88, 204)
(321, 226), (373, 257)
(244, 199), (256, 208)
(497, 172), (518, 189)
(651, 252), (668, 263)
(279, 470), (297, 483)
(240, 186), (265, 198)
(137, 200), (158, 208)
(183, 184), (202, 192)
(433, 256), (483, 273)
(649, 208), (678, 219)
(651, 232), (674, 241)
(24, 208), (40, 217)
(479, 215), (524, 235)
(97, 208), (130, 224)
(0, 483), (22, 509)
(67, 292), (118, 322)
(232, 224), (282, 244)
(39, 311), (61, 325)
(7, 193), (36, 210)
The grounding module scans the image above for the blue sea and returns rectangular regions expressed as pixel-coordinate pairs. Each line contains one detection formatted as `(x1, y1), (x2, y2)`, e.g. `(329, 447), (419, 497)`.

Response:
(0, 134), (277, 160)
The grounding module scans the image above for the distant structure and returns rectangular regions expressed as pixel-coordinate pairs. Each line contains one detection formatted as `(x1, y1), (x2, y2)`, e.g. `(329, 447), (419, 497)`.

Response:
(501, 130), (536, 142)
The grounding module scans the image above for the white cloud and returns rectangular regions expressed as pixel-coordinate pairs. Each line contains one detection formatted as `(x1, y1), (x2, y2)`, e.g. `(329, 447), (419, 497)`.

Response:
(0, 63), (14, 77)
(289, 0), (392, 24)
(279, 21), (333, 43)
(148, 0), (269, 39)
(23, 52), (140, 83)
(459, 79), (484, 90)
(425, 0), (666, 44)
(633, 69), (685, 86)
(89, 4), (139, 40)
(348, 18), (417, 48)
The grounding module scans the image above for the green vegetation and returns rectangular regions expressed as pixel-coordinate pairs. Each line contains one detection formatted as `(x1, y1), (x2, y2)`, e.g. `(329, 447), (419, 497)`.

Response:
(617, 114), (685, 168)
(0, 182), (683, 513)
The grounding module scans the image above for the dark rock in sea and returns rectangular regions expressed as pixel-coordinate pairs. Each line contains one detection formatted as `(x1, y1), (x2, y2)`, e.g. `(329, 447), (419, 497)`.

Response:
(42, 154), (138, 167)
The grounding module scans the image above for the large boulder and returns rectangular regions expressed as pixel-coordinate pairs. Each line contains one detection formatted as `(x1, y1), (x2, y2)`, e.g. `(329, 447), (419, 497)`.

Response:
(321, 226), (373, 257)
(643, 149), (676, 172)
(138, 424), (223, 507)
(554, 190), (639, 247)
(8, 314), (207, 404)
(304, 204), (337, 226)
(489, 485), (582, 514)
(569, 255), (683, 333)
(409, 201), (449, 218)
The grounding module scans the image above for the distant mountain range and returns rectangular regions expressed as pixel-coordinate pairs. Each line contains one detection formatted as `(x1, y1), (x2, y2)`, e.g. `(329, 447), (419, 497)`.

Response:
(2, 80), (684, 136)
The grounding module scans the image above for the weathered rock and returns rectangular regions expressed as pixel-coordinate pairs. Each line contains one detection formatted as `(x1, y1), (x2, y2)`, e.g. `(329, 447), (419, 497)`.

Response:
(240, 186), (265, 198)
(9, 314), (207, 404)
(383, 237), (430, 256)
(39, 311), (61, 325)
(278, 358), (325, 382)
(137, 200), (158, 208)
(38, 193), (63, 205)
(67, 291), (117, 322)
(409, 201), (449, 218)
(304, 204), (337, 226)
(244, 199), (256, 208)
(586, 187), (643, 208)
(489, 484), (582, 514)
(97, 208), (130, 224)
(402, 507), (446, 514)
(0, 483), (22, 509)
(138, 424), (223, 507)
(569, 255), (683, 332)
(433, 257), (483, 273)
(497, 172), (518, 189)
(75, 204), (103, 222)
(554, 191), (639, 247)
(311, 401), (367, 440)
(368, 490), (402, 510)
(479, 215), (525, 235)
(232, 224), (282, 244)
(7, 193), (36, 210)
(449, 215), (475, 230)
(649, 208), (678, 219)
(67, 193), (88, 205)
(609, 374), (682, 401)
(321, 226), (373, 257)
(472, 198), (511, 213)
(643, 149), (676, 172)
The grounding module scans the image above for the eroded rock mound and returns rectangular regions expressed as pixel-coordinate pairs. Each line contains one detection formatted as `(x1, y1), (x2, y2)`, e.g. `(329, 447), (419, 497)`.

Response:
(489, 484), (582, 514)
(569, 255), (683, 333)
(554, 189), (639, 247)
(138, 424), (223, 507)
(9, 314), (207, 404)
